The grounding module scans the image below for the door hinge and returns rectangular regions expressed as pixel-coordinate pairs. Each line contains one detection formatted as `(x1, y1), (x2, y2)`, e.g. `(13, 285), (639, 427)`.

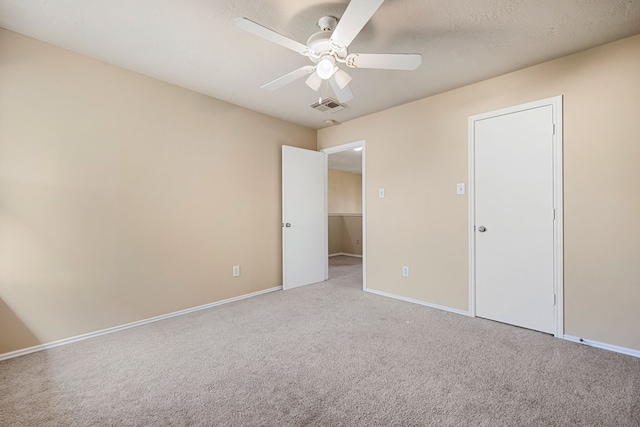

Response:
(552, 124), (556, 135)
(553, 209), (556, 220)
(554, 294), (557, 305)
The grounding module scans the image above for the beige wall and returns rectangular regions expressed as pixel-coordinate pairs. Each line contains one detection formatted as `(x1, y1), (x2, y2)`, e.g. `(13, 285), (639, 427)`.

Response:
(328, 216), (344, 255)
(318, 35), (640, 352)
(328, 169), (362, 214)
(0, 29), (316, 354)
(328, 215), (363, 256)
(2, 27), (639, 355)
(340, 216), (363, 256)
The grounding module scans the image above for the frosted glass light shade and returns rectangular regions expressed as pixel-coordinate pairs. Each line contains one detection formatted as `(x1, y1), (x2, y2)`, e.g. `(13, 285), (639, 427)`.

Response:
(305, 73), (322, 91)
(316, 57), (335, 80)
(334, 68), (352, 89)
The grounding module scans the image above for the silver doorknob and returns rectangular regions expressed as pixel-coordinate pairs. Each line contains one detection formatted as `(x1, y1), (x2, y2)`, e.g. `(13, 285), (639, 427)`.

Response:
(285, 223), (291, 227)
(478, 226), (486, 232)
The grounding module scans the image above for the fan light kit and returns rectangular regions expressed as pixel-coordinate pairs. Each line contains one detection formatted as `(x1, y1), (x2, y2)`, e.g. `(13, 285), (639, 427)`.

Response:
(316, 56), (335, 80)
(235, 0), (422, 104)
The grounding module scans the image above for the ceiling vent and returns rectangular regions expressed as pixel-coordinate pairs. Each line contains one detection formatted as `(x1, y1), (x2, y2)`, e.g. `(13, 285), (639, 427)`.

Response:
(310, 98), (346, 113)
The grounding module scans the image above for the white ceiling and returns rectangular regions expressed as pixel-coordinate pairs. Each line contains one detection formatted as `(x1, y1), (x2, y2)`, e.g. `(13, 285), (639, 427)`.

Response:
(1, 1), (639, 130)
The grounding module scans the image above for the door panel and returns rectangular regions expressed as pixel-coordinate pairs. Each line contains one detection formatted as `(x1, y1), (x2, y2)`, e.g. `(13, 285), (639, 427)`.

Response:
(475, 106), (554, 334)
(282, 146), (327, 289)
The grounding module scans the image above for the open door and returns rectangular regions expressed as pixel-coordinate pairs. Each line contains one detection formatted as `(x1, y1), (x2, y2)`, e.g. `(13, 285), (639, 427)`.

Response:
(282, 146), (328, 289)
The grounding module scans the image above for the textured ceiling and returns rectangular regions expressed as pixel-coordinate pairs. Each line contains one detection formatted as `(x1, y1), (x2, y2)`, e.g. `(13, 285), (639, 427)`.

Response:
(1, 1), (639, 129)
(328, 149), (362, 175)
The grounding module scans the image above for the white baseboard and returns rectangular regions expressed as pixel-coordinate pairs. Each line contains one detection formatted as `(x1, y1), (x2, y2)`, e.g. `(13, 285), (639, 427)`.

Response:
(563, 335), (640, 358)
(329, 252), (363, 258)
(363, 292), (640, 359)
(365, 288), (470, 317)
(0, 286), (282, 362)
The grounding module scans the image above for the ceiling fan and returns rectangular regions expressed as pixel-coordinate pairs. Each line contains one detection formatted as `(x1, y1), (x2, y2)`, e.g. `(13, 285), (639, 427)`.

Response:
(235, 0), (422, 104)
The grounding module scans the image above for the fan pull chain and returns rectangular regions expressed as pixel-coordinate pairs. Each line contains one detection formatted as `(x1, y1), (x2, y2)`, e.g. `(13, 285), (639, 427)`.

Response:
(319, 79), (329, 104)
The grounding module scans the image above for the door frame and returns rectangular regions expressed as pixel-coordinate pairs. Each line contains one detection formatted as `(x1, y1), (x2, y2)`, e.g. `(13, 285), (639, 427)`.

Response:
(468, 96), (564, 337)
(321, 140), (367, 291)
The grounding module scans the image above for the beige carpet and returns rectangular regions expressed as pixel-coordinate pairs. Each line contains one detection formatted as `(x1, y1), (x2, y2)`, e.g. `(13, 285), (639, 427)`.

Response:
(1, 256), (639, 426)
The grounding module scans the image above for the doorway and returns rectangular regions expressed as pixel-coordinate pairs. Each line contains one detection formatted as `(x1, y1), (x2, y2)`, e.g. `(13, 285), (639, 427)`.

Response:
(322, 141), (366, 290)
(469, 97), (563, 337)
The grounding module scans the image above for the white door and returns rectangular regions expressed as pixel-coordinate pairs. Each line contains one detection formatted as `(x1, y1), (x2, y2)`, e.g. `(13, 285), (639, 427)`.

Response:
(282, 146), (327, 289)
(474, 105), (555, 334)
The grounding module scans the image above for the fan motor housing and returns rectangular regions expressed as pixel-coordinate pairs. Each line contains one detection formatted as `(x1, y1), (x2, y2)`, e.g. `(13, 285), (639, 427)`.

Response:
(306, 16), (347, 62)
(306, 32), (347, 62)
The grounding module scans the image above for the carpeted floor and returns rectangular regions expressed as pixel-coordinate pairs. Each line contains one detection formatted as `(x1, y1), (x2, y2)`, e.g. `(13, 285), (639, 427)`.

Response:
(1, 256), (639, 426)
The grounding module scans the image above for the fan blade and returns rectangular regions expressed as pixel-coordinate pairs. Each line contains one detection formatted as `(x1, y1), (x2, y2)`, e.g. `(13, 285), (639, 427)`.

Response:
(261, 66), (314, 91)
(347, 53), (422, 70)
(305, 72), (322, 91)
(330, 0), (384, 48)
(235, 18), (308, 54)
(330, 78), (353, 103)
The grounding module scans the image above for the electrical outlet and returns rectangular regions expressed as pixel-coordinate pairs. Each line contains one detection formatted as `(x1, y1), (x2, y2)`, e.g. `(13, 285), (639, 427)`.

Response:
(232, 265), (240, 277)
(402, 266), (410, 277)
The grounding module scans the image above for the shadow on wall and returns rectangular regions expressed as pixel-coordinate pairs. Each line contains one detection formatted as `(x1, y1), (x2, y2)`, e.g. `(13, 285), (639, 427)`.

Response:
(0, 297), (40, 355)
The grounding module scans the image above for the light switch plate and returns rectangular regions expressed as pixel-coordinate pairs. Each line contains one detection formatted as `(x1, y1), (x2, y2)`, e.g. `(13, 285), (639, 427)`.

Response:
(456, 183), (465, 195)
(378, 188), (385, 198)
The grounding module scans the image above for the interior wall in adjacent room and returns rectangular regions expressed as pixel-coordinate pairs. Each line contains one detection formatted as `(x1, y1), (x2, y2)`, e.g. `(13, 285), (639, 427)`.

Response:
(328, 169), (362, 256)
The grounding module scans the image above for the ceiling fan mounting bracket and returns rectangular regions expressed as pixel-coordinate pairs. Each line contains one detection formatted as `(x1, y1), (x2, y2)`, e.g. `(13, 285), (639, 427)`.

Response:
(317, 16), (338, 32)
